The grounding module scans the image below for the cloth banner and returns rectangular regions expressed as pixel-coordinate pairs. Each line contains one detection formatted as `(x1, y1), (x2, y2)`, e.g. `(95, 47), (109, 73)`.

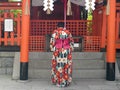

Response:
(32, 0), (85, 6)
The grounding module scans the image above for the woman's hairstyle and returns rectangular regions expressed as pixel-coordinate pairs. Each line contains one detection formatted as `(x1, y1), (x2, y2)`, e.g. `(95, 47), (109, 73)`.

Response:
(57, 22), (64, 28)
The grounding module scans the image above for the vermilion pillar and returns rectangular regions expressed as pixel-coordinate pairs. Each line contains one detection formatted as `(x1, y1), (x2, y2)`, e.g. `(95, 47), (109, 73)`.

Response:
(20, 0), (30, 80)
(106, 0), (116, 81)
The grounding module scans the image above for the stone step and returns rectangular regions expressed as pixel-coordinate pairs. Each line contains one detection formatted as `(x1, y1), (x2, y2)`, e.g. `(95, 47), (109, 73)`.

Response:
(0, 52), (14, 76)
(0, 57), (14, 68)
(0, 67), (13, 75)
(29, 59), (105, 69)
(0, 52), (15, 57)
(0, 54), (14, 75)
(11, 52), (106, 79)
(29, 52), (105, 60)
(73, 59), (105, 69)
(28, 69), (105, 79)
(28, 52), (105, 79)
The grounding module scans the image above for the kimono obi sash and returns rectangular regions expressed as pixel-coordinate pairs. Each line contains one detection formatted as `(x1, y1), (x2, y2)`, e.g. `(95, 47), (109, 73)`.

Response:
(55, 38), (70, 49)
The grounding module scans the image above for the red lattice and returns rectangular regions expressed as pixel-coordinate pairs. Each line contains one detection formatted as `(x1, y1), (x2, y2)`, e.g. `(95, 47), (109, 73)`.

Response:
(29, 36), (45, 52)
(30, 20), (90, 36)
(29, 20), (99, 52)
(84, 36), (101, 52)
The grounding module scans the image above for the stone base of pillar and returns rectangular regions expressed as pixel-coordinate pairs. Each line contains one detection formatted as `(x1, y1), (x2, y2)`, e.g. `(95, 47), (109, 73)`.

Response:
(20, 62), (28, 80)
(106, 62), (115, 81)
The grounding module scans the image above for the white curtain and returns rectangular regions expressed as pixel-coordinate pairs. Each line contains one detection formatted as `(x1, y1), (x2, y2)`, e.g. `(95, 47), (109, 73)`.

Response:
(32, 0), (43, 6)
(71, 0), (85, 6)
(32, 0), (85, 6)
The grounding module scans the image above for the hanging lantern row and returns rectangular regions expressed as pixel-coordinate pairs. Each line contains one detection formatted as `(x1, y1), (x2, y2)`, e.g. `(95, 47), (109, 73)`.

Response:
(85, 0), (95, 12)
(43, 0), (54, 14)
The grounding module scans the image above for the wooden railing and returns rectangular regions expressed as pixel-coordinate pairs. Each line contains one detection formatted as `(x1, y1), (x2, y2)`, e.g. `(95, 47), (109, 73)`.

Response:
(0, 12), (21, 46)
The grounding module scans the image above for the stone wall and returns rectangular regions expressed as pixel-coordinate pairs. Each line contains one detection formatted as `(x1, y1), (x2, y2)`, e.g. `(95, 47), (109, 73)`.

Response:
(0, 52), (15, 75)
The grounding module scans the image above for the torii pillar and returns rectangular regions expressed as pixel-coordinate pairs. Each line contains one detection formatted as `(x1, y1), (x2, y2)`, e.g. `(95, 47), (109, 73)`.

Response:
(106, 0), (116, 81)
(20, 0), (30, 80)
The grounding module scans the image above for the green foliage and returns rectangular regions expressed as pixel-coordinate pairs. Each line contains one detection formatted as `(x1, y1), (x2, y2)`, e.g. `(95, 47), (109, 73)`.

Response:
(87, 10), (93, 20)
(10, 9), (22, 17)
(0, 10), (4, 14)
(87, 10), (93, 35)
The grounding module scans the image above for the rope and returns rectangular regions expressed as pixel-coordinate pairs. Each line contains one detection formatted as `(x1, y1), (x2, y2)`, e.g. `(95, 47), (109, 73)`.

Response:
(25, 0), (30, 15)
(64, 0), (67, 29)
(106, 0), (110, 15)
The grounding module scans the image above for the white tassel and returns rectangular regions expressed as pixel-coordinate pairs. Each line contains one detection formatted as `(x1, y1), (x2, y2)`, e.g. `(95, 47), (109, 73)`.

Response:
(25, 0), (30, 15)
(106, 0), (110, 15)
(67, 0), (72, 16)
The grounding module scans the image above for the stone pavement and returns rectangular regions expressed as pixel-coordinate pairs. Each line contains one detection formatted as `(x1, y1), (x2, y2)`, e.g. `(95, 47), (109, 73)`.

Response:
(0, 75), (120, 90)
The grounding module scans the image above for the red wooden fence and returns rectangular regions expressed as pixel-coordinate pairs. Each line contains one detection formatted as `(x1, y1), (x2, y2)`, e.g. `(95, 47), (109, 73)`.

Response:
(0, 13), (101, 52)
(0, 12), (21, 46)
(30, 20), (101, 52)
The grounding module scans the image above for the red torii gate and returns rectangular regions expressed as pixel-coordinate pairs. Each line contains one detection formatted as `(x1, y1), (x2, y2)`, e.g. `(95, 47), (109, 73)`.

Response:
(94, 0), (116, 81)
(20, 0), (116, 81)
(106, 0), (116, 81)
(0, 0), (116, 81)
(20, 0), (30, 80)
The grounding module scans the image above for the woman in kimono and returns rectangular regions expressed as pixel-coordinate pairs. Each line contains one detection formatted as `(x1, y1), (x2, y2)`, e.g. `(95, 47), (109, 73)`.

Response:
(50, 22), (74, 87)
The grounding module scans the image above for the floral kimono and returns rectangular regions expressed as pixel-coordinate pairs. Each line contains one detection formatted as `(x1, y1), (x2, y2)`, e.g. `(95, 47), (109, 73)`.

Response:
(50, 28), (74, 87)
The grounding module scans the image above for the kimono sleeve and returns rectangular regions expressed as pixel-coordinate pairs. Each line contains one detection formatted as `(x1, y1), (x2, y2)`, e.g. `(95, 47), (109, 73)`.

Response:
(69, 32), (74, 51)
(50, 31), (56, 51)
